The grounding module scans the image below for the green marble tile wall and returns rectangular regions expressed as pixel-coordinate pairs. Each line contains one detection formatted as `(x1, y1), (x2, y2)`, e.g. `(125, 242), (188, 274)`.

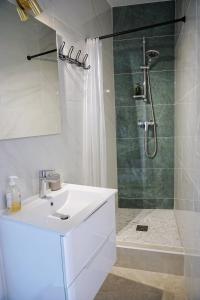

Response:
(113, 1), (175, 209)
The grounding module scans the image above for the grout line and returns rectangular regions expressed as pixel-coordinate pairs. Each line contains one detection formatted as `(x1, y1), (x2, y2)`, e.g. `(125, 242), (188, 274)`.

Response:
(117, 197), (174, 199)
(116, 137), (174, 139)
(116, 138), (174, 140)
(173, 209), (185, 249)
(114, 69), (175, 75)
(117, 167), (174, 170)
(113, 34), (176, 42)
(116, 104), (174, 108)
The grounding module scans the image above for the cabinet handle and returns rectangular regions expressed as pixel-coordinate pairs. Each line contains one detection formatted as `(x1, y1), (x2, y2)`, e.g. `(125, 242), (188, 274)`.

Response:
(83, 201), (108, 222)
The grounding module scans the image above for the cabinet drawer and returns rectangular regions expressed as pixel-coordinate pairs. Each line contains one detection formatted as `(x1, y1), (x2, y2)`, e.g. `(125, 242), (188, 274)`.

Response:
(67, 231), (116, 300)
(62, 197), (115, 286)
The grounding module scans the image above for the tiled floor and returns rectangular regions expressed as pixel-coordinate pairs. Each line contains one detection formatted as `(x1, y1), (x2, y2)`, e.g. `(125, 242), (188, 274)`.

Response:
(116, 209), (183, 252)
(95, 266), (187, 300)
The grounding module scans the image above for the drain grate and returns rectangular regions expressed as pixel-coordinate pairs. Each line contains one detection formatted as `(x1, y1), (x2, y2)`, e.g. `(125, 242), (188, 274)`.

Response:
(136, 225), (148, 232)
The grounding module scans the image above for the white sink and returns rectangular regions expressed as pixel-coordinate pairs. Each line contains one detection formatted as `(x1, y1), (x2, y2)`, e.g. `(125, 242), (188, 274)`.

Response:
(1, 183), (117, 235)
(0, 183), (117, 300)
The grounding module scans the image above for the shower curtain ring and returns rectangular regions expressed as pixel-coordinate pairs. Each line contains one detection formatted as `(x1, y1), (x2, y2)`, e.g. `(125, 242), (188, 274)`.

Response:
(82, 54), (90, 70)
(82, 54), (88, 64)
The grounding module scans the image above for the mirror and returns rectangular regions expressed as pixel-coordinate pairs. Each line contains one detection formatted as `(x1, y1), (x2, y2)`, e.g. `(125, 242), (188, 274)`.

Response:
(0, 0), (61, 140)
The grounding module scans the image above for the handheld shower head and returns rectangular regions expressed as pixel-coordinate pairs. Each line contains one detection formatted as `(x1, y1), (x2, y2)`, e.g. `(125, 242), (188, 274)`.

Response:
(146, 50), (160, 66)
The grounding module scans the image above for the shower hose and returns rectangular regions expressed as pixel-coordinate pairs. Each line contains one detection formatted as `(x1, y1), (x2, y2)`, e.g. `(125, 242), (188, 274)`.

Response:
(144, 69), (158, 159)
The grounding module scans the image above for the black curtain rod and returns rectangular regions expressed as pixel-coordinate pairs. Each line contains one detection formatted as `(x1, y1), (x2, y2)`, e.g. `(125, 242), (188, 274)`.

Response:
(27, 16), (185, 60)
(27, 48), (57, 61)
(99, 16), (186, 40)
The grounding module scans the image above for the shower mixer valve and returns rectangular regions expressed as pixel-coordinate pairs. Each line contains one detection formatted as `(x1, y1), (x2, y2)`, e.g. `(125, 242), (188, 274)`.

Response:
(138, 120), (156, 131)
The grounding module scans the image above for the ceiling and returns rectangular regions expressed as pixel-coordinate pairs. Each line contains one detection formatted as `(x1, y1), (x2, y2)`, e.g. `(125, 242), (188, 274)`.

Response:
(107, 0), (171, 7)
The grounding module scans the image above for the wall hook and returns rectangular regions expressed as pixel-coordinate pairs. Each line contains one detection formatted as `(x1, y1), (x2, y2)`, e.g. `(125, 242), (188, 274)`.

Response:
(82, 54), (90, 70)
(75, 50), (82, 66)
(58, 41), (90, 70)
(59, 41), (66, 61)
(67, 46), (74, 64)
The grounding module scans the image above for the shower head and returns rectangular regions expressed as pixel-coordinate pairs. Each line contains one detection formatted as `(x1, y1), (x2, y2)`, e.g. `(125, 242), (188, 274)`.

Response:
(146, 50), (160, 66)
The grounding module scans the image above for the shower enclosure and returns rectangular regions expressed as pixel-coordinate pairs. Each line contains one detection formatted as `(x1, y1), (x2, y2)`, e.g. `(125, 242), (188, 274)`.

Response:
(114, 1), (175, 210)
(113, 1), (181, 258)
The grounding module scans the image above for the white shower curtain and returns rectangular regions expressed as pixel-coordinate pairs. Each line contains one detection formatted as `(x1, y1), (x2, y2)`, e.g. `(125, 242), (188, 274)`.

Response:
(83, 38), (107, 187)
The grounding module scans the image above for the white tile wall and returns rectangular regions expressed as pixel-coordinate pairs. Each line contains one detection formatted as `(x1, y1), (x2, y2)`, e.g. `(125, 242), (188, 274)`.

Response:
(175, 0), (200, 298)
(0, 0), (117, 209)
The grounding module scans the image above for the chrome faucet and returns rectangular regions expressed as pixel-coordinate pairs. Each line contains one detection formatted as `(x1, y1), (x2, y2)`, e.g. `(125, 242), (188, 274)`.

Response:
(39, 169), (55, 198)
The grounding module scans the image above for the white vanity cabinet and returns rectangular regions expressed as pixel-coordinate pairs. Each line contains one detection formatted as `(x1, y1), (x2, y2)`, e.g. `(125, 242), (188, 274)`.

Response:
(0, 190), (116, 300)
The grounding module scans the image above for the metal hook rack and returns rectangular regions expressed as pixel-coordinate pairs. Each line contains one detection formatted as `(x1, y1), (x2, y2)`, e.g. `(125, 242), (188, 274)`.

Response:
(59, 42), (90, 70)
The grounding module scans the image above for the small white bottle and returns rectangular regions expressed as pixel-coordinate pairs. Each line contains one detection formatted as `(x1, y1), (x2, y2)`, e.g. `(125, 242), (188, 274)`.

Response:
(6, 176), (21, 213)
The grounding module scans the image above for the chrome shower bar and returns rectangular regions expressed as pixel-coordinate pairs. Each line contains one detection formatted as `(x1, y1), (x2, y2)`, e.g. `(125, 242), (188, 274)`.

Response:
(98, 16), (186, 40)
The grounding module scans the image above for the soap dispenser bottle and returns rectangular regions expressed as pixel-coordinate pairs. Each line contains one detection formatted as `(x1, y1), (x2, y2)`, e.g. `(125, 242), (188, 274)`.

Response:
(6, 176), (21, 213)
